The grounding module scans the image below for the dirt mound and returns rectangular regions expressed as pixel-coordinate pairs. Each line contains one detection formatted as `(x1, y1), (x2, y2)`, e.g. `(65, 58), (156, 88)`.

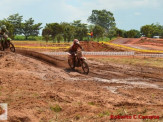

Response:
(80, 41), (124, 51)
(112, 37), (163, 45)
(111, 38), (141, 44)
(112, 38), (163, 51)
(15, 41), (125, 52)
(135, 38), (163, 45)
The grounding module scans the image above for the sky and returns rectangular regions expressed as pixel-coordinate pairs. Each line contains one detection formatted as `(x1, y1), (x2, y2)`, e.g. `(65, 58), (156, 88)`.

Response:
(0, 0), (163, 31)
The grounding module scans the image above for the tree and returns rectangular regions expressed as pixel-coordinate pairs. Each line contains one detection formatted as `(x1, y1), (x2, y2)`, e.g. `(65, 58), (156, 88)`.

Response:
(47, 23), (63, 42)
(42, 27), (52, 43)
(72, 20), (88, 41)
(108, 27), (116, 40)
(115, 28), (125, 37)
(56, 34), (63, 43)
(61, 22), (75, 42)
(151, 23), (163, 37)
(42, 23), (63, 42)
(88, 25), (95, 32)
(7, 13), (23, 36)
(21, 18), (42, 40)
(160, 26), (163, 38)
(140, 25), (154, 37)
(141, 23), (163, 38)
(88, 9), (116, 31)
(92, 25), (105, 41)
(124, 29), (140, 38)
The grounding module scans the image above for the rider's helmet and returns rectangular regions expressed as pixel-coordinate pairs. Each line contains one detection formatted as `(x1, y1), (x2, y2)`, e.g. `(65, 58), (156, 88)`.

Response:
(73, 39), (79, 45)
(1, 25), (7, 32)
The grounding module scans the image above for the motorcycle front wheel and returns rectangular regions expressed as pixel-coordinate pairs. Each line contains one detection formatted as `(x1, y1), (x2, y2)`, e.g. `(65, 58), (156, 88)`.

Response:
(82, 60), (89, 74)
(68, 58), (75, 69)
(9, 42), (15, 52)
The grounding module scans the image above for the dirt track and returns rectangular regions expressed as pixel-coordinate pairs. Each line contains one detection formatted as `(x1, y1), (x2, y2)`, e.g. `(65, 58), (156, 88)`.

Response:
(112, 38), (163, 51)
(0, 51), (163, 121)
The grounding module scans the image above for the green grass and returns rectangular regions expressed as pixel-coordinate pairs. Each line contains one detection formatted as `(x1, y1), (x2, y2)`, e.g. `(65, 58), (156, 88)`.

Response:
(88, 102), (95, 106)
(14, 35), (116, 42)
(74, 115), (81, 120)
(89, 57), (163, 68)
(14, 35), (42, 41)
(98, 111), (110, 118)
(114, 108), (127, 116)
(50, 104), (62, 112)
(32, 93), (39, 97)
(83, 36), (116, 42)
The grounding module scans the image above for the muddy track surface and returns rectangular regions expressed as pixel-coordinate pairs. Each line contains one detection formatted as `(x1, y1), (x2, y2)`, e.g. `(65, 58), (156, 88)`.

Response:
(0, 50), (162, 122)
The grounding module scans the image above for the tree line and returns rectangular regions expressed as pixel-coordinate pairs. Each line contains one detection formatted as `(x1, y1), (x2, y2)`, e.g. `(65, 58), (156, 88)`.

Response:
(0, 13), (42, 40)
(0, 10), (163, 42)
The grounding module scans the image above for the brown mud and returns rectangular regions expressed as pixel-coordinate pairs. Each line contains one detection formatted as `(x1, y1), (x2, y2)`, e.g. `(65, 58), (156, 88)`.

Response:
(0, 50), (162, 121)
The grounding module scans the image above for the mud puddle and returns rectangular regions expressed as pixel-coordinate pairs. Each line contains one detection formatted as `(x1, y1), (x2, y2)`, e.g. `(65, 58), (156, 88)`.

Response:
(95, 77), (163, 95)
(69, 76), (162, 95)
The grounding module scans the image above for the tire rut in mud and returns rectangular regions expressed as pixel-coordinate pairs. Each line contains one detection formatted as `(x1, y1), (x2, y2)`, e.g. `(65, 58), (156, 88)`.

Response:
(15, 49), (68, 68)
(89, 61), (163, 81)
(15, 49), (163, 81)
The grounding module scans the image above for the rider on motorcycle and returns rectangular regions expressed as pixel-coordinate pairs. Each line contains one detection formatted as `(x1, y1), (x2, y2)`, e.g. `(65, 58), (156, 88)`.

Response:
(0, 25), (9, 46)
(0, 25), (8, 38)
(68, 39), (83, 61)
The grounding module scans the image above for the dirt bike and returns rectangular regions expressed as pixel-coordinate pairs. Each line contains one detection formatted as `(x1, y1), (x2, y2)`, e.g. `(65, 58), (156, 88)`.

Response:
(0, 36), (15, 52)
(68, 50), (89, 74)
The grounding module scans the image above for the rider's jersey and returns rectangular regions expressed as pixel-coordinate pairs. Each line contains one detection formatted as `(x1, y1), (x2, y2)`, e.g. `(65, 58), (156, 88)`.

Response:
(0, 28), (8, 40)
(69, 43), (82, 53)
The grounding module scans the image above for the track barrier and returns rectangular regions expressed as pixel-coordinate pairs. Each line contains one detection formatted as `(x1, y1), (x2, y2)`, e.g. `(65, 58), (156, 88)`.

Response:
(13, 41), (71, 45)
(12, 40), (163, 54)
(42, 51), (163, 57)
(15, 45), (70, 49)
(13, 41), (163, 53)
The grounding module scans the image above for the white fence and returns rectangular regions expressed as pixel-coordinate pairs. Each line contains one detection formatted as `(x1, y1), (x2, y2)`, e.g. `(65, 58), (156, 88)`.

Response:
(42, 52), (163, 57)
(83, 52), (135, 56)
(136, 53), (163, 57)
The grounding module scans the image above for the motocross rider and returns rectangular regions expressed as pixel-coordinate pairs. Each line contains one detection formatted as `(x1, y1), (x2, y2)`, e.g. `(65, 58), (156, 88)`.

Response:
(68, 39), (83, 61)
(0, 25), (9, 46)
